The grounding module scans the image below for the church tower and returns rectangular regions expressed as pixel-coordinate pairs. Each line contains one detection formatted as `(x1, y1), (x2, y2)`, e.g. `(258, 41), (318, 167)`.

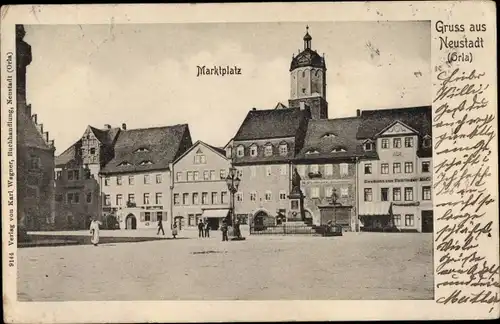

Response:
(288, 26), (328, 120)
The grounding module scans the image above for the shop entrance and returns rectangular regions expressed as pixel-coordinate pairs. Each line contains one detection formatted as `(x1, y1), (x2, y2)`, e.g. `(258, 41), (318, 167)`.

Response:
(421, 210), (433, 233)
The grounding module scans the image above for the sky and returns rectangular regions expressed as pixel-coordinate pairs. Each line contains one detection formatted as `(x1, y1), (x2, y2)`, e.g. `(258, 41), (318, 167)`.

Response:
(24, 21), (431, 155)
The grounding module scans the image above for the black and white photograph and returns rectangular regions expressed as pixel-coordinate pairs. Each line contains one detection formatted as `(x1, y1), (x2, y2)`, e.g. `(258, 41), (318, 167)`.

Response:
(15, 20), (434, 301)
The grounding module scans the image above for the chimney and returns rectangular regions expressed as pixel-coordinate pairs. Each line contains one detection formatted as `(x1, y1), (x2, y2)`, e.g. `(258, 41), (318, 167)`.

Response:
(26, 104), (32, 117)
(252, 107), (257, 111)
(31, 113), (38, 124)
(299, 102), (306, 110)
(122, 123), (127, 130)
(104, 124), (111, 129)
(356, 109), (361, 117)
(43, 131), (49, 143)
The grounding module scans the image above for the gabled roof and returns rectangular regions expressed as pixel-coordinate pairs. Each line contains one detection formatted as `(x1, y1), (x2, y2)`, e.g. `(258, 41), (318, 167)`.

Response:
(357, 106), (432, 139)
(173, 140), (228, 165)
(55, 140), (82, 167)
(100, 124), (191, 174)
(233, 107), (310, 141)
(17, 107), (53, 151)
(295, 117), (364, 161)
(89, 126), (120, 146)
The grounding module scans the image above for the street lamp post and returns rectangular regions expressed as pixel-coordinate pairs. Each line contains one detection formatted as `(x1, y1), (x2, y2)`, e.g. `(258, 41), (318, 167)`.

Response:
(225, 166), (242, 239)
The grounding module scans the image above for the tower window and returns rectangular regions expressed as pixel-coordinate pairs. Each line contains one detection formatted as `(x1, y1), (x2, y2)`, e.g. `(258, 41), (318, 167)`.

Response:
(302, 88), (306, 94)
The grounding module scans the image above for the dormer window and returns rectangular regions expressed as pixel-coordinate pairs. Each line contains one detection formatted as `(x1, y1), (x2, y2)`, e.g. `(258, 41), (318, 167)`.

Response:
(135, 147), (149, 153)
(322, 133), (337, 139)
(236, 145), (244, 157)
(306, 149), (319, 155)
(118, 161), (132, 167)
(279, 143), (288, 156)
(264, 144), (273, 157)
(422, 135), (432, 148)
(139, 160), (153, 166)
(331, 147), (347, 153)
(364, 141), (374, 151)
(250, 144), (258, 157)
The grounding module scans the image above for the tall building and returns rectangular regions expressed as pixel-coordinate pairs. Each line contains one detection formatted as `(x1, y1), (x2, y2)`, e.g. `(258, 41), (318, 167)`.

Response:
(99, 124), (192, 230)
(16, 25), (56, 232)
(288, 26), (328, 120)
(54, 124), (120, 229)
(356, 107), (433, 232)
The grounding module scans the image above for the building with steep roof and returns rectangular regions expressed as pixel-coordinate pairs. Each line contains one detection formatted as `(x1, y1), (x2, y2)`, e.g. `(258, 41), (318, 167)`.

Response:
(16, 25), (57, 233)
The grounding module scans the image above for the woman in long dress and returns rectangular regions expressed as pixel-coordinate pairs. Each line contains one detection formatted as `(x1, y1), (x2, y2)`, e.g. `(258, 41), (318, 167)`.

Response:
(89, 218), (101, 246)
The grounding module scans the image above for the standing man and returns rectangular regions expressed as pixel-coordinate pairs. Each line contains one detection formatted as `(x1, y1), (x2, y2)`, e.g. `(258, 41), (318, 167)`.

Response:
(198, 219), (205, 238)
(204, 220), (210, 238)
(221, 220), (228, 242)
(157, 217), (165, 236)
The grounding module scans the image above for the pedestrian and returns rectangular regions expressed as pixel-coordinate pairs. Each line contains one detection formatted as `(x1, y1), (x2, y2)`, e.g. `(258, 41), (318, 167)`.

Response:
(198, 219), (205, 238)
(172, 223), (178, 239)
(221, 220), (229, 242)
(89, 217), (101, 246)
(234, 219), (241, 238)
(157, 218), (165, 235)
(204, 220), (210, 238)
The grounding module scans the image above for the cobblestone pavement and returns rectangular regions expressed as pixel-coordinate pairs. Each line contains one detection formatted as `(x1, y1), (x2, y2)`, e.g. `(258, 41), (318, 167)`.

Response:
(18, 233), (433, 301)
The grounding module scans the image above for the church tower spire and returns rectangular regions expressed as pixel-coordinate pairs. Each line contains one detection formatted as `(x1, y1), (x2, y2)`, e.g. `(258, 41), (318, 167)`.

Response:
(288, 26), (328, 120)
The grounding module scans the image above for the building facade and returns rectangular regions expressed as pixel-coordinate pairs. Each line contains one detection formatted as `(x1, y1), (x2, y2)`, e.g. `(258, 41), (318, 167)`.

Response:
(172, 141), (231, 230)
(99, 124), (192, 230)
(16, 25), (56, 232)
(356, 107), (433, 233)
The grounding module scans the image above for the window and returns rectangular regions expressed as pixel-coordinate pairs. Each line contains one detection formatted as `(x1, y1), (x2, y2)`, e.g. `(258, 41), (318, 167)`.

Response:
(302, 88), (306, 94)
(67, 170), (80, 181)
(221, 191), (228, 204)
(306, 149), (319, 155)
(422, 161), (430, 173)
(211, 192), (218, 204)
(311, 187), (320, 198)
(156, 174), (162, 184)
(56, 171), (62, 180)
(325, 164), (333, 176)
(279, 144), (288, 156)
(405, 214), (414, 226)
(192, 193), (199, 205)
(340, 187), (349, 198)
(144, 175), (150, 184)
(332, 147), (347, 153)
(423, 136), (432, 148)
(203, 170), (210, 180)
(364, 188), (373, 202)
(90, 147), (96, 155)
(393, 138), (402, 148)
(135, 147), (149, 153)
(183, 193), (189, 205)
(237, 145), (244, 157)
(405, 137), (414, 148)
(187, 171), (194, 182)
(250, 192), (257, 201)
(364, 163), (372, 174)
(364, 142), (373, 151)
(250, 145), (258, 157)
(128, 194), (135, 204)
(325, 187), (333, 198)
(264, 144), (273, 157)
(86, 192), (92, 203)
(188, 214), (195, 226)
(29, 155), (41, 170)
(265, 191), (272, 201)
(74, 193), (80, 204)
(201, 192), (209, 204)
(393, 163), (401, 174)
(128, 176), (134, 185)
(220, 169), (226, 179)
(310, 164), (319, 173)
(266, 166), (272, 176)
(381, 163), (389, 174)
(139, 160), (153, 166)
(155, 193), (162, 205)
(176, 172), (182, 182)
(174, 194), (180, 205)
(393, 188), (401, 201)
(144, 193), (150, 205)
(116, 194), (123, 206)
(194, 154), (206, 164)
(279, 191), (287, 200)
(381, 139), (390, 149)
(118, 161), (132, 167)
(210, 170), (216, 180)
(381, 188), (389, 201)
(226, 147), (232, 158)
(104, 194), (111, 206)
(404, 187), (414, 201)
(404, 162), (414, 173)
(144, 212), (151, 222)
(193, 171), (199, 181)
(236, 192), (243, 202)
(422, 186), (431, 200)
(104, 176), (110, 186)
(280, 165), (287, 176)
(117, 176), (122, 186)
(340, 163), (349, 176)
(393, 214), (401, 226)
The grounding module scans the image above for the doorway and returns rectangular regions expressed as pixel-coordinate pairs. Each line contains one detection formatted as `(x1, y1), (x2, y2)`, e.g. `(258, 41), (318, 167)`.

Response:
(421, 210), (433, 233)
(125, 214), (137, 230)
(207, 218), (220, 230)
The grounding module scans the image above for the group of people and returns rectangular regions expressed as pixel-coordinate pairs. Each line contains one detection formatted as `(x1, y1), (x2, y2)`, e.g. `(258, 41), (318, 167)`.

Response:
(198, 219), (211, 238)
